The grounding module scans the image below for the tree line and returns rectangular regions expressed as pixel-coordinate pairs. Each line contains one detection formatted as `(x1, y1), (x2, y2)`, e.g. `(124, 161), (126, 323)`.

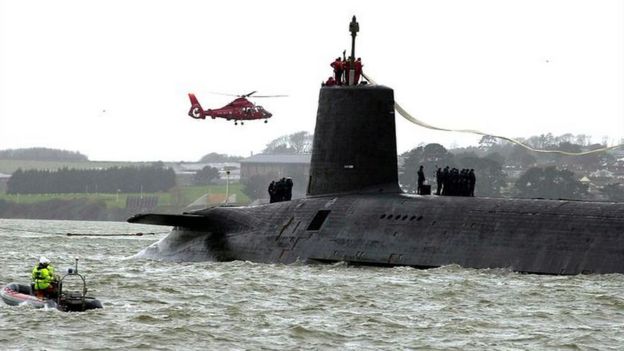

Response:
(0, 148), (88, 161)
(7, 165), (175, 194)
(198, 152), (243, 163)
(263, 131), (313, 154)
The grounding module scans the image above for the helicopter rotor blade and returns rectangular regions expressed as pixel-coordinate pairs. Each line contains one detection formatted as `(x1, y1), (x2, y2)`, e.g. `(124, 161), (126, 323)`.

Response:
(205, 91), (286, 98)
(207, 91), (240, 97)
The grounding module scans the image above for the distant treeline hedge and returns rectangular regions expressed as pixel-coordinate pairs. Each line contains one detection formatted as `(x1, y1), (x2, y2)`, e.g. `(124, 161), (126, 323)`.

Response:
(0, 148), (88, 161)
(198, 152), (243, 163)
(7, 166), (175, 194)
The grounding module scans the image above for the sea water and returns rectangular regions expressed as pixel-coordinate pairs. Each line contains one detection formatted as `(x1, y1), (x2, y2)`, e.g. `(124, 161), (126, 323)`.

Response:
(1, 219), (623, 350)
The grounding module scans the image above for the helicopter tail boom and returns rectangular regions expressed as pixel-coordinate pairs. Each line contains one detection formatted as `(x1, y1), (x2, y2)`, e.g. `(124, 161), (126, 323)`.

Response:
(188, 93), (205, 119)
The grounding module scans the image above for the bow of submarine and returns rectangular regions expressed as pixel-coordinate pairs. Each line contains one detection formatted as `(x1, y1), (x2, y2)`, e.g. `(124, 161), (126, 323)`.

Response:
(128, 207), (259, 262)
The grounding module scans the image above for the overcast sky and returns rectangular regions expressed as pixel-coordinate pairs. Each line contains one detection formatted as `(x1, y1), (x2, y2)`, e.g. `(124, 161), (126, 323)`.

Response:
(1, 0), (622, 161)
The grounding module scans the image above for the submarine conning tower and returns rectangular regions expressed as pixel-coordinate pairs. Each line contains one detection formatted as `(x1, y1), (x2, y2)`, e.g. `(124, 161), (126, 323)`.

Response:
(307, 85), (402, 195)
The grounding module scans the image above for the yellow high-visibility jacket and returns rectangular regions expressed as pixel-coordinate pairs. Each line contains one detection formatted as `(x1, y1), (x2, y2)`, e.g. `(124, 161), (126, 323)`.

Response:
(32, 265), (54, 290)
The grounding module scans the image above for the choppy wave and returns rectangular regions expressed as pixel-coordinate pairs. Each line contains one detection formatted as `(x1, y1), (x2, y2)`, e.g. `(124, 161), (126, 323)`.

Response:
(1, 219), (624, 350)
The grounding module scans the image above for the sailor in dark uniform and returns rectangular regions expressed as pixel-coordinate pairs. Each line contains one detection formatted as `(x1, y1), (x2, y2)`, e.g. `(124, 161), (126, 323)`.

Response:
(277, 178), (287, 202)
(435, 167), (442, 195)
(268, 181), (276, 203)
(285, 178), (293, 201)
(417, 165), (425, 195)
(468, 169), (476, 197)
(441, 166), (450, 195)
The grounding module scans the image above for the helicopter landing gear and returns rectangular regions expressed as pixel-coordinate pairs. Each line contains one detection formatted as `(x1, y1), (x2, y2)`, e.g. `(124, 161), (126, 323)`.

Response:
(234, 122), (238, 125)
(264, 119), (268, 123)
(241, 121), (244, 125)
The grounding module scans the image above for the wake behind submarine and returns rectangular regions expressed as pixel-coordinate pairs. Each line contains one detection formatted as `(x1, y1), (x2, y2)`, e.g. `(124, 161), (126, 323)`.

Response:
(129, 17), (624, 275)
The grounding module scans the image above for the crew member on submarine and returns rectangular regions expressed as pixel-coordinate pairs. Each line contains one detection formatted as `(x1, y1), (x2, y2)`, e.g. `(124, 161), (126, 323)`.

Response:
(417, 165), (425, 194)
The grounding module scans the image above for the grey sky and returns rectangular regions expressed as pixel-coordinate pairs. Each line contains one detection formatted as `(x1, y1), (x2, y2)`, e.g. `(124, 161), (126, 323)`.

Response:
(1, 0), (622, 161)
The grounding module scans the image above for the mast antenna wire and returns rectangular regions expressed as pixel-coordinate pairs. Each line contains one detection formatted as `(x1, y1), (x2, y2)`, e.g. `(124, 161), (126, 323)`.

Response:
(362, 72), (624, 156)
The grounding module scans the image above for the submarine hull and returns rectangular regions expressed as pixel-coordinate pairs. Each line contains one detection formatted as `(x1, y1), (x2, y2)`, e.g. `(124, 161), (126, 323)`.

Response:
(134, 194), (624, 275)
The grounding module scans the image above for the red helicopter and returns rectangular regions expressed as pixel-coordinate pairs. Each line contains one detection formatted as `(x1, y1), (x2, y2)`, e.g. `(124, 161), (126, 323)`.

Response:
(187, 91), (286, 125)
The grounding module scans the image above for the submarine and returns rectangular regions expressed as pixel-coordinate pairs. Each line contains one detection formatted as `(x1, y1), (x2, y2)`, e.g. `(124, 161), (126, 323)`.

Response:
(129, 18), (624, 275)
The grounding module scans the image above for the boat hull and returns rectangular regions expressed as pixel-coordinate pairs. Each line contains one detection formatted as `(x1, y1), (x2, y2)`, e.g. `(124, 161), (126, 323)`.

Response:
(0, 283), (56, 308)
(1, 282), (102, 311)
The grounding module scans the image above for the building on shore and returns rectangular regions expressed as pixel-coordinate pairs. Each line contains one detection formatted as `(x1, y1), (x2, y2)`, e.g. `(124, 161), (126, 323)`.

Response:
(170, 162), (240, 186)
(0, 173), (10, 193)
(239, 154), (311, 181)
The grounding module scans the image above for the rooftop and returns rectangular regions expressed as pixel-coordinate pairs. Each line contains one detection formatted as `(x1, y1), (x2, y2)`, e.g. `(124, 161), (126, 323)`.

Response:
(240, 154), (311, 164)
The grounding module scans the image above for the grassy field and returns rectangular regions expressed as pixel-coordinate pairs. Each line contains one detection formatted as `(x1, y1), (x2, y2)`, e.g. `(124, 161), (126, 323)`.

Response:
(0, 184), (250, 208)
